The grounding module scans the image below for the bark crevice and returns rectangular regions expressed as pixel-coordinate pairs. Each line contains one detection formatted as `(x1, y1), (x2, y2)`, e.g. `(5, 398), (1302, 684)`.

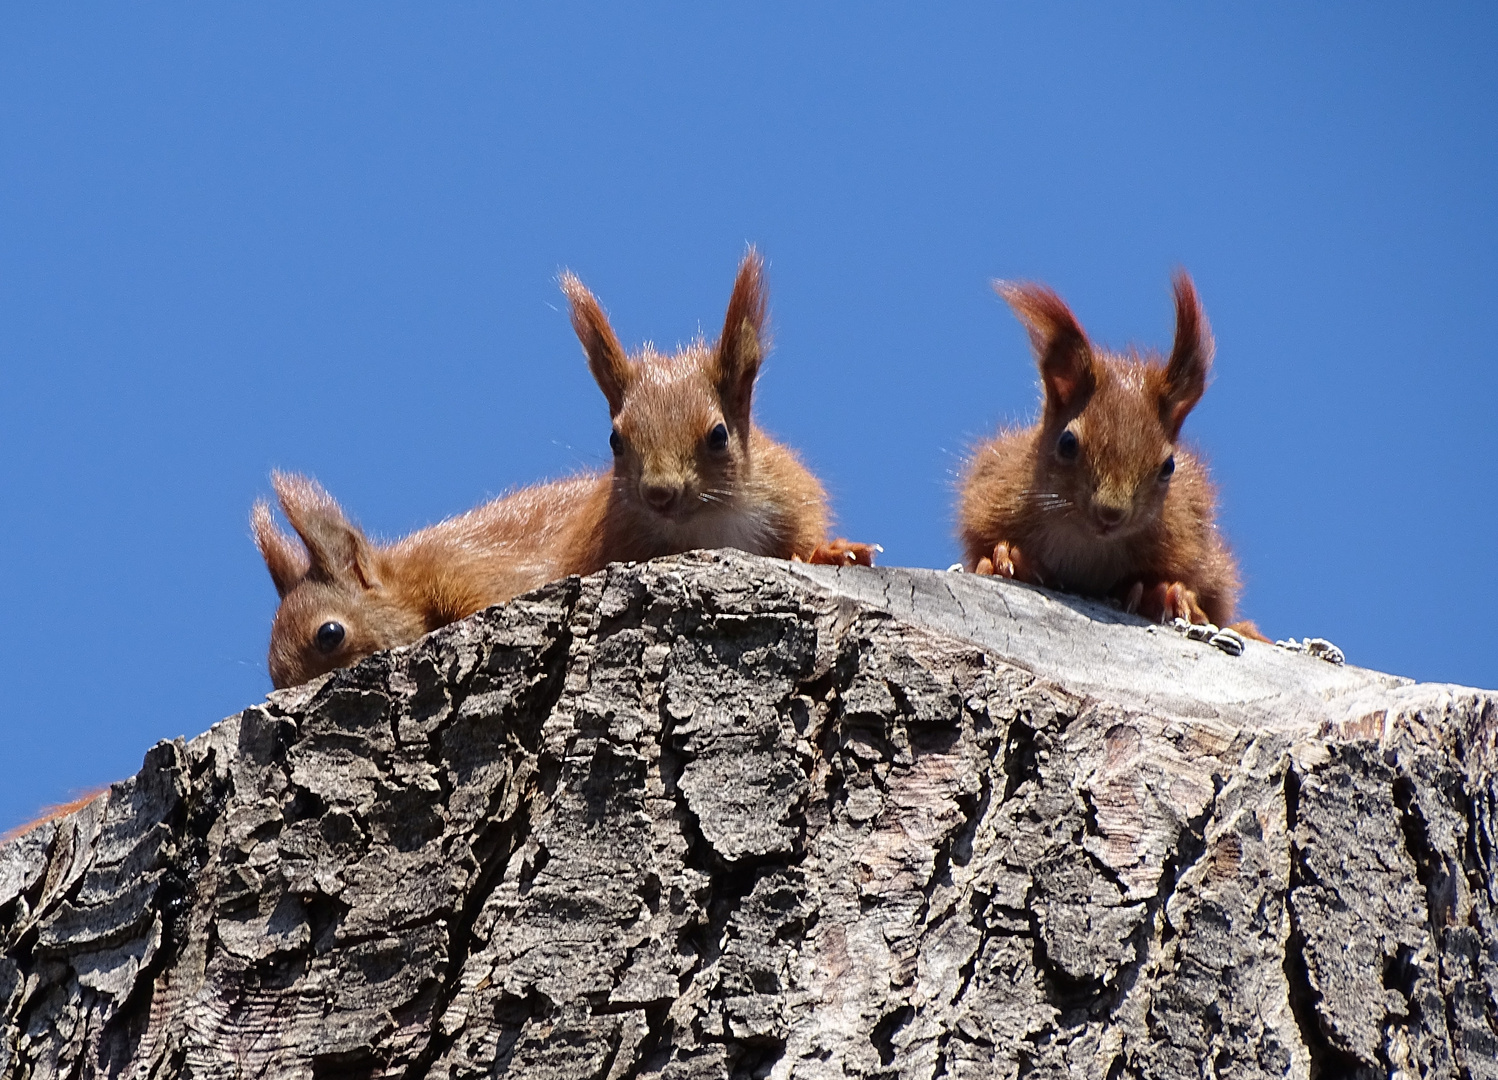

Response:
(2, 552), (1494, 1079)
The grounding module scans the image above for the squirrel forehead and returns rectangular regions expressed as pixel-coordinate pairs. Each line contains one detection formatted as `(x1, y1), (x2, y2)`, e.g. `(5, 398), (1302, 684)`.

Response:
(628, 340), (715, 382)
(1069, 358), (1173, 458)
(615, 349), (724, 432)
(273, 579), (356, 632)
(1102, 354), (1150, 393)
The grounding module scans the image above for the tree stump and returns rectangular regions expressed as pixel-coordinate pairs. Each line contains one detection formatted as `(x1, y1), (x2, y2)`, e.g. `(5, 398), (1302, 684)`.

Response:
(2, 551), (1495, 1079)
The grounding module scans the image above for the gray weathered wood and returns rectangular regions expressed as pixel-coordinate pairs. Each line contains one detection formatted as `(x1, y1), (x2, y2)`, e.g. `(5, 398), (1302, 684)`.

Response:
(2, 552), (1495, 1078)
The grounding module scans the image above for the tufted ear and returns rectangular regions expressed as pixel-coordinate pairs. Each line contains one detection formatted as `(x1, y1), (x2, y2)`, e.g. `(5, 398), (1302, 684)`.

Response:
(270, 472), (381, 589)
(714, 248), (768, 428)
(994, 280), (1095, 415)
(562, 271), (633, 416)
(251, 499), (309, 598)
(1159, 272), (1213, 440)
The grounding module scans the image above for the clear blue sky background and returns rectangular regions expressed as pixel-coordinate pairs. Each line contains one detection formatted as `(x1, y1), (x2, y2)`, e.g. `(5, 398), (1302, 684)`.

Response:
(2, 5), (1494, 831)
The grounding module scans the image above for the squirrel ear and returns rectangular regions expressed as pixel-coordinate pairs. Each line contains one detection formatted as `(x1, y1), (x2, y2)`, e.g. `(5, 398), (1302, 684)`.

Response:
(715, 248), (768, 425)
(1160, 272), (1213, 439)
(251, 499), (309, 598)
(562, 272), (632, 416)
(271, 472), (381, 590)
(994, 280), (1095, 412)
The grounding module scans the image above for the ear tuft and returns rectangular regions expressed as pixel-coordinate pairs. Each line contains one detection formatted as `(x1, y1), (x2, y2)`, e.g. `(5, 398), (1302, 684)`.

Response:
(562, 271), (632, 416)
(715, 248), (769, 424)
(270, 470), (339, 521)
(994, 280), (1095, 411)
(270, 471), (380, 589)
(251, 498), (308, 598)
(1161, 271), (1213, 438)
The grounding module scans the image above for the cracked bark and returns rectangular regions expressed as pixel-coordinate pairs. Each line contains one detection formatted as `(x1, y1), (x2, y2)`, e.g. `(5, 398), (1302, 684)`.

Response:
(3, 551), (1497, 1079)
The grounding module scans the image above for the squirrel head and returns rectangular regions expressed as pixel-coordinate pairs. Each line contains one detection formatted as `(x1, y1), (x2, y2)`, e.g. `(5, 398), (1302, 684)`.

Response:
(562, 250), (767, 525)
(252, 473), (426, 688)
(994, 272), (1212, 541)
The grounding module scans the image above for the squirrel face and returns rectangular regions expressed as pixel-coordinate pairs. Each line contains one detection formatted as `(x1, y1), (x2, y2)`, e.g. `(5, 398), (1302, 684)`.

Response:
(253, 473), (425, 689)
(603, 346), (748, 521)
(1042, 365), (1181, 539)
(262, 579), (424, 690)
(563, 253), (766, 531)
(997, 274), (1210, 545)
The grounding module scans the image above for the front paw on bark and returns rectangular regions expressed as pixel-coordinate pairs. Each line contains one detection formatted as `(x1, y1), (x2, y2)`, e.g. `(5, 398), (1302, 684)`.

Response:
(975, 541), (1040, 583)
(1132, 580), (1209, 624)
(805, 538), (879, 566)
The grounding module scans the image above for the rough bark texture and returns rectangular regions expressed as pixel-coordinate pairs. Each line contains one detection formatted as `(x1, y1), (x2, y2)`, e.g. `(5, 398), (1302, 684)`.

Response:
(3, 551), (1497, 1079)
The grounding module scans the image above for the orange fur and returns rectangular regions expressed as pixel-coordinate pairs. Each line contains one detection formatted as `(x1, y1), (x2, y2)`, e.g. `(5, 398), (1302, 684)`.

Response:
(254, 473), (595, 688)
(958, 273), (1250, 629)
(254, 250), (874, 690)
(2, 788), (108, 843)
(555, 249), (876, 576)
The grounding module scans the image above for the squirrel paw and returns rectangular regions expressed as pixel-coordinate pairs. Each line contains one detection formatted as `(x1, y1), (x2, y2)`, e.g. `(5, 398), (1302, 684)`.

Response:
(976, 542), (1041, 583)
(1136, 581), (1209, 625)
(806, 539), (879, 567)
(992, 541), (1019, 578)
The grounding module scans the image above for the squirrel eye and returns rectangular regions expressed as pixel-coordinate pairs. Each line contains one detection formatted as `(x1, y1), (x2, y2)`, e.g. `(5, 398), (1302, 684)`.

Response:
(1159, 455), (1176, 481)
(315, 621), (346, 654)
(706, 423), (729, 452)
(609, 429), (624, 455)
(1056, 430), (1080, 461)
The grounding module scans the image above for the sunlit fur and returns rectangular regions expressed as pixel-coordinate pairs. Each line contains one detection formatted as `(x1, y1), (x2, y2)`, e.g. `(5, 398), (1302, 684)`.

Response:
(555, 249), (866, 576)
(1, 789), (109, 843)
(253, 252), (870, 690)
(958, 273), (1242, 626)
(254, 472), (595, 689)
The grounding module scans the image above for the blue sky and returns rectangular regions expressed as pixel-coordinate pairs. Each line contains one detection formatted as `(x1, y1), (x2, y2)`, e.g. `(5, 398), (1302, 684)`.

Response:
(1, 4), (1494, 830)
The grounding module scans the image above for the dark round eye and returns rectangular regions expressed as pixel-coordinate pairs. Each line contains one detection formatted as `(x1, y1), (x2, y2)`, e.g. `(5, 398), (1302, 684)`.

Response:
(1056, 429), (1080, 461)
(1159, 455), (1176, 481)
(609, 429), (624, 455)
(706, 423), (729, 452)
(315, 621), (346, 654)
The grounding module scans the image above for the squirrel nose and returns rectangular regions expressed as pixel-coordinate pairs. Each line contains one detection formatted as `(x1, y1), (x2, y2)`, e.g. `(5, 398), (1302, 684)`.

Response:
(1094, 503), (1128, 529)
(640, 483), (682, 513)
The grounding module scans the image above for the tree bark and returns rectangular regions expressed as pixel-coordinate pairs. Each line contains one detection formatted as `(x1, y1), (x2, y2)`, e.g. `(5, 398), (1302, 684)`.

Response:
(2, 551), (1495, 1079)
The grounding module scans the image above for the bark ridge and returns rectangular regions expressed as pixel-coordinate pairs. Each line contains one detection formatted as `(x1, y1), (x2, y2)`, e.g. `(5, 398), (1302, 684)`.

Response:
(3, 552), (1496, 1079)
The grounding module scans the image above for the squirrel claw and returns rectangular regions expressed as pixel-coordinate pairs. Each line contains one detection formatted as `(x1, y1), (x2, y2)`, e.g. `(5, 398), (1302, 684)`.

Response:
(982, 541), (1043, 584)
(807, 539), (878, 567)
(1135, 581), (1209, 625)
(990, 542), (1017, 579)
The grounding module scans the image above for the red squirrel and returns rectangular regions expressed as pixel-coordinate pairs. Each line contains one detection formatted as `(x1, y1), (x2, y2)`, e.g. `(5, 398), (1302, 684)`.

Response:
(552, 249), (876, 575)
(958, 272), (1259, 634)
(3, 476), (594, 835)
(254, 472), (594, 689)
(254, 250), (871, 689)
